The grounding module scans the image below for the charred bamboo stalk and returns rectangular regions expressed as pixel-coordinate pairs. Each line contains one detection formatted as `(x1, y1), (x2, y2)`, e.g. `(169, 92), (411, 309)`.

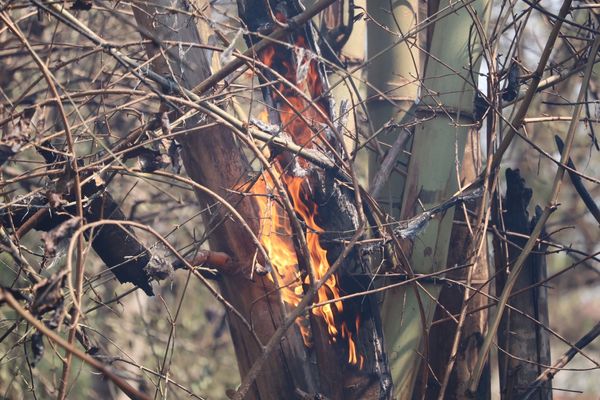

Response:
(237, 1), (390, 398)
(493, 169), (552, 400)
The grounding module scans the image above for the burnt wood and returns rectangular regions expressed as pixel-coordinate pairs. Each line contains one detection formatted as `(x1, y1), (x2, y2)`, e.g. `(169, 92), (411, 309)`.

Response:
(237, 1), (391, 398)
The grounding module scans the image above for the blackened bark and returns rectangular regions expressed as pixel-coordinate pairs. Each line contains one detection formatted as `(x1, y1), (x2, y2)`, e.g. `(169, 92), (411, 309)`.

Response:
(494, 168), (552, 400)
(237, 1), (391, 398)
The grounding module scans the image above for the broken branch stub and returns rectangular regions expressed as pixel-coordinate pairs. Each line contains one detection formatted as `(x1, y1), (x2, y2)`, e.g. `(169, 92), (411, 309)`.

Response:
(2, 181), (154, 295)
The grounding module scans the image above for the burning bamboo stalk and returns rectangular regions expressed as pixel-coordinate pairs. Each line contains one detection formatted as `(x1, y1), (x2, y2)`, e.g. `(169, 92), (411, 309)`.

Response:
(237, 1), (391, 398)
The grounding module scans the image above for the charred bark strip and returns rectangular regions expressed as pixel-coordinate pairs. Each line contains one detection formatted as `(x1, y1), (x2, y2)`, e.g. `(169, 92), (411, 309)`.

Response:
(315, 178), (389, 400)
(423, 131), (491, 399)
(238, 1), (391, 398)
(493, 168), (552, 400)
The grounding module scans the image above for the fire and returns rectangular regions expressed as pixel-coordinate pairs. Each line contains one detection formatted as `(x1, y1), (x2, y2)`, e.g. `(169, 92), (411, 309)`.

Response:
(282, 174), (343, 337)
(251, 165), (358, 364)
(246, 29), (361, 366)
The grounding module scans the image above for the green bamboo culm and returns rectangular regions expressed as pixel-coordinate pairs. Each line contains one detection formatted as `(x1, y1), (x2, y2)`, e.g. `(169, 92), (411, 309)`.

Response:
(378, 0), (491, 398)
(366, 0), (420, 218)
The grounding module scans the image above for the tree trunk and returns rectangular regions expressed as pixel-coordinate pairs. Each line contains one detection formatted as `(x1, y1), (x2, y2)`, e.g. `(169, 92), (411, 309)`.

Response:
(133, 0), (390, 398)
(132, 2), (302, 398)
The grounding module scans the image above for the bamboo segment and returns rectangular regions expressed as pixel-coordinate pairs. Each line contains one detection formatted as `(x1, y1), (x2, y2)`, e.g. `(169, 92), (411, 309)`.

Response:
(366, 0), (420, 218)
(379, 0), (490, 397)
(382, 119), (468, 398)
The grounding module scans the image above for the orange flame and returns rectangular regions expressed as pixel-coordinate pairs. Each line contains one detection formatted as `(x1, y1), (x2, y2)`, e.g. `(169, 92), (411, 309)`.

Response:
(249, 37), (360, 366)
(251, 166), (357, 364)
(282, 175), (343, 336)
